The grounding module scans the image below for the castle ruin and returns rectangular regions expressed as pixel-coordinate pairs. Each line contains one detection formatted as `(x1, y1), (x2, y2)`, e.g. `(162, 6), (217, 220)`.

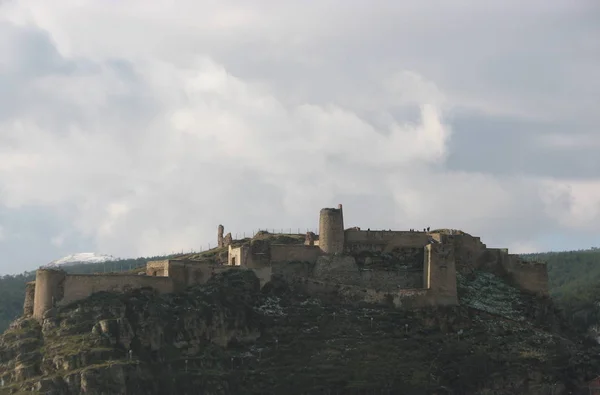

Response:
(24, 204), (549, 321)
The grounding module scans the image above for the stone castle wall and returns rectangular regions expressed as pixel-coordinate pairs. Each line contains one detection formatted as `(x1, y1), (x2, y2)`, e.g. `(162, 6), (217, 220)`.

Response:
(28, 205), (549, 321)
(504, 254), (549, 296)
(146, 260), (169, 276)
(344, 230), (430, 252)
(451, 234), (548, 296)
(311, 256), (424, 291)
(425, 242), (458, 306)
(228, 245), (248, 266)
(228, 243), (321, 267)
(61, 274), (174, 306)
(32, 269), (176, 320)
(296, 278), (432, 309)
(167, 260), (231, 291)
(270, 244), (321, 264)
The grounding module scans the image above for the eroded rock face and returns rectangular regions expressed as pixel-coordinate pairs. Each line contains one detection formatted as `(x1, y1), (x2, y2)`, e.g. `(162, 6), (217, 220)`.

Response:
(0, 270), (261, 394)
(1, 268), (600, 394)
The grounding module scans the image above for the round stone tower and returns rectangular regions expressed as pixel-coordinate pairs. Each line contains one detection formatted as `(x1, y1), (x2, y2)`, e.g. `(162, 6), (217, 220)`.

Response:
(33, 268), (67, 321)
(318, 204), (345, 254)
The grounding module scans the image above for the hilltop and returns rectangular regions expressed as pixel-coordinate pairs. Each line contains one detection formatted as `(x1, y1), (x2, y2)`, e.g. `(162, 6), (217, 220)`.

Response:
(1, 267), (599, 394)
(2, 224), (600, 393)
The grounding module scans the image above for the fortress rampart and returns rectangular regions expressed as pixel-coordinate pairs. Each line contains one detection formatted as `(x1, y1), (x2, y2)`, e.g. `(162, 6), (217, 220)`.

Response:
(26, 204), (549, 321)
(450, 233), (548, 296)
(31, 269), (176, 321)
(345, 229), (431, 252)
(61, 274), (174, 306)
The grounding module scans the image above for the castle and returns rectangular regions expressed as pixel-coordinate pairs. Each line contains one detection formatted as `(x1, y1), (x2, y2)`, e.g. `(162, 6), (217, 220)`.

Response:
(24, 204), (549, 321)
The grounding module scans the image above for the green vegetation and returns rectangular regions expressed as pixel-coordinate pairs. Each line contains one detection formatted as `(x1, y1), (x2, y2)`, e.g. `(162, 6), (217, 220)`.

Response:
(522, 248), (600, 332)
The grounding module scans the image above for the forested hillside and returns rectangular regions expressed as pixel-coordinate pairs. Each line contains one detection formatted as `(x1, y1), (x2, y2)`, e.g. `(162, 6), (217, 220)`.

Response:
(522, 248), (600, 332)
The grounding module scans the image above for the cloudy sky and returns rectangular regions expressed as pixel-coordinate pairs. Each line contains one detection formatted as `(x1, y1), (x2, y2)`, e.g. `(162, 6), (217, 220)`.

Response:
(0, 1), (598, 274)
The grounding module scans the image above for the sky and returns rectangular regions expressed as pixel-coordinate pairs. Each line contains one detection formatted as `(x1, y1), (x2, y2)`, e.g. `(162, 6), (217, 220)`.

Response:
(0, 1), (599, 274)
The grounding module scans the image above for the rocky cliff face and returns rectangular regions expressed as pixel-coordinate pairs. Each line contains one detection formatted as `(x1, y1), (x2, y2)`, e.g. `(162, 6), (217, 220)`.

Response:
(1, 269), (600, 394)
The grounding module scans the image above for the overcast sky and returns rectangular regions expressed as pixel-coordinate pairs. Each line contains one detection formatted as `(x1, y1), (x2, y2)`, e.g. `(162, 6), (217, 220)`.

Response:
(0, 1), (599, 274)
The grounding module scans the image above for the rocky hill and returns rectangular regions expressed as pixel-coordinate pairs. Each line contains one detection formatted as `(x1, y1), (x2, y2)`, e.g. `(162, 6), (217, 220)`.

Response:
(1, 266), (600, 394)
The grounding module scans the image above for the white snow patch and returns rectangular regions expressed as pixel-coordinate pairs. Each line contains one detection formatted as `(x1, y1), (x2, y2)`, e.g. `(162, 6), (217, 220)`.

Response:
(45, 252), (116, 267)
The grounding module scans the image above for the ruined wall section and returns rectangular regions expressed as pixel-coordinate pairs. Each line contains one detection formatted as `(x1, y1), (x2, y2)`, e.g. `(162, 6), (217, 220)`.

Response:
(304, 232), (317, 246)
(299, 279), (431, 308)
(503, 254), (549, 296)
(61, 275), (174, 307)
(270, 244), (321, 264)
(247, 239), (271, 268)
(146, 260), (169, 276)
(217, 225), (224, 248)
(425, 242), (458, 306)
(319, 205), (345, 254)
(167, 260), (231, 290)
(23, 281), (36, 317)
(344, 230), (430, 253)
(312, 255), (423, 292)
(450, 234), (548, 296)
(444, 234), (487, 272)
(228, 245), (248, 266)
(33, 269), (67, 321)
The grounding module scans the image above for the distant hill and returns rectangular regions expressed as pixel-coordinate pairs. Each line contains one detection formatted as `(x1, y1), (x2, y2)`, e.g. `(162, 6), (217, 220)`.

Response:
(45, 252), (116, 267)
(522, 248), (600, 332)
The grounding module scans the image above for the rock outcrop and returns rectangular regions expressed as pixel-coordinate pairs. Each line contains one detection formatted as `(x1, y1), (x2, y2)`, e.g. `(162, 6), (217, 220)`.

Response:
(1, 269), (600, 394)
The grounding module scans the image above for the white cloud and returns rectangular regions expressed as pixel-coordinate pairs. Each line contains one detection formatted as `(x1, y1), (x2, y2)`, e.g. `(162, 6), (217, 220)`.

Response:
(0, 0), (599, 270)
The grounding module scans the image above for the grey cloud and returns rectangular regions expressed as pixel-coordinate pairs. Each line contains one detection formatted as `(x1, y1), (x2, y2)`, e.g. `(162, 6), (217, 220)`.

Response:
(0, 1), (599, 273)
(0, 205), (95, 274)
(446, 113), (600, 179)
